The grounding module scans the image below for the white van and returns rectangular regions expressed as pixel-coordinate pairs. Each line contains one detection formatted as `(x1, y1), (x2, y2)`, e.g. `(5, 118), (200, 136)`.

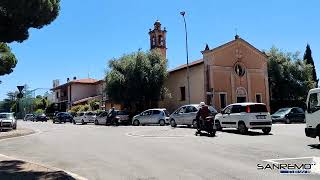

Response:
(305, 88), (320, 141)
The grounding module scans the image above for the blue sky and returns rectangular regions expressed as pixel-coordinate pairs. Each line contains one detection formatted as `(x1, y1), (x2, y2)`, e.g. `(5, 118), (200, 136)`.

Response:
(0, 0), (319, 100)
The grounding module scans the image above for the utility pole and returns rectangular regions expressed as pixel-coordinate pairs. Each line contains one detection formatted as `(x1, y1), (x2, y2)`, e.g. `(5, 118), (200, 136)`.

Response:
(180, 11), (191, 104)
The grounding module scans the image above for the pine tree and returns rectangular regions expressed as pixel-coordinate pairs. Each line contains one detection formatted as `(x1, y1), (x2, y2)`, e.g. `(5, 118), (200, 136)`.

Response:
(304, 44), (318, 87)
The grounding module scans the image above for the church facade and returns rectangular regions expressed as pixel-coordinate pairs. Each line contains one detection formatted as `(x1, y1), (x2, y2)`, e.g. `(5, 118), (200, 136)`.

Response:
(149, 21), (269, 112)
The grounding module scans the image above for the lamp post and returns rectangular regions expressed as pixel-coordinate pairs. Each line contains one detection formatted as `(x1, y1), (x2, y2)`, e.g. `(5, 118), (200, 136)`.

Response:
(180, 11), (191, 104)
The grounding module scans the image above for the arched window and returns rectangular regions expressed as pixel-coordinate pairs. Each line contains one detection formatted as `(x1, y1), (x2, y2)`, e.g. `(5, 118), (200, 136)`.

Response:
(152, 37), (156, 46)
(159, 35), (163, 46)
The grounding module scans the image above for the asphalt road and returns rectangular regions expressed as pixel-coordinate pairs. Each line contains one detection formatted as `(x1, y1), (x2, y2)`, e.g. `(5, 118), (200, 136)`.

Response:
(0, 121), (319, 180)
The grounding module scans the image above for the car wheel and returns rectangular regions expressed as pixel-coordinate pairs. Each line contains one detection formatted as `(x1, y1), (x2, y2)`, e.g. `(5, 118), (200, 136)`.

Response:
(53, 120), (55, 124)
(192, 120), (197, 129)
(13, 124), (17, 130)
(73, 120), (76, 125)
(81, 119), (85, 125)
(262, 127), (271, 135)
(215, 120), (222, 131)
(95, 120), (99, 125)
(285, 118), (291, 124)
(159, 119), (165, 126)
(209, 130), (216, 137)
(133, 119), (140, 126)
(238, 122), (248, 134)
(170, 119), (177, 127)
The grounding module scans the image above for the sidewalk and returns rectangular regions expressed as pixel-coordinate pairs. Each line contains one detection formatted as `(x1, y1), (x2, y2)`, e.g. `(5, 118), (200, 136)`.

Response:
(0, 154), (79, 180)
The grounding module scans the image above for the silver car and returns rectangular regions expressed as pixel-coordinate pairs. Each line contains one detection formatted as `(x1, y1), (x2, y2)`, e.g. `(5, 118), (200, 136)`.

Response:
(132, 108), (170, 126)
(169, 104), (217, 128)
(0, 113), (17, 130)
(73, 112), (96, 125)
(24, 114), (35, 121)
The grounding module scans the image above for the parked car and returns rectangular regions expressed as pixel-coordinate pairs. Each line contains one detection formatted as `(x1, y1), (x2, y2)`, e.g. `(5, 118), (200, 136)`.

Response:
(73, 112), (96, 125)
(34, 114), (48, 122)
(116, 110), (131, 125)
(169, 104), (218, 128)
(271, 107), (305, 124)
(24, 114), (35, 121)
(95, 111), (109, 125)
(132, 109), (170, 126)
(53, 112), (73, 123)
(214, 103), (272, 134)
(0, 113), (17, 130)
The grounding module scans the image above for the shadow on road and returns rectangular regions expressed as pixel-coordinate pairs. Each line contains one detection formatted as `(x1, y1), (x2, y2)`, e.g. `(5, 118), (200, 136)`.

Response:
(308, 144), (320, 150)
(221, 129), (273, 136)
(0, 160), (76, 180)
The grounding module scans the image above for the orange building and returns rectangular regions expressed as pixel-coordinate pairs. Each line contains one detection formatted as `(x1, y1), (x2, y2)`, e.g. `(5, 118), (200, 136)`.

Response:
(151, 21), (269, 112)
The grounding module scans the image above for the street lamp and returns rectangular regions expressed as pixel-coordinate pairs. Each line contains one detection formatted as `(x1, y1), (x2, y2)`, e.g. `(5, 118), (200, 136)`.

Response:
(180, 11), (191, 104)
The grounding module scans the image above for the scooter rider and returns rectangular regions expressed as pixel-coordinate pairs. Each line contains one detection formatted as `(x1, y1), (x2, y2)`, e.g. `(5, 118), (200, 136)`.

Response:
(107, 107), (117, 125)
(196, 102), (210, 133)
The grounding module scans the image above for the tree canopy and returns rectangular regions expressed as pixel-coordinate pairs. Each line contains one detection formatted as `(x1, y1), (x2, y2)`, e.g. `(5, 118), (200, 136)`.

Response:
(0, 0), (60, 43)
(0, 42), (17, 76)
(105, 50), (168, 111)
(267, 46), (315, 101)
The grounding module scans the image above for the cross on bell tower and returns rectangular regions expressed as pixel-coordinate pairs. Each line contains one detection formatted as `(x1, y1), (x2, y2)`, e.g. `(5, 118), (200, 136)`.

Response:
(149, 20), (167, 58)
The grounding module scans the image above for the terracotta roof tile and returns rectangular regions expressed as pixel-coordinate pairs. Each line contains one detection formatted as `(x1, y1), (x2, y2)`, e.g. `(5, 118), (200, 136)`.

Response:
(169, 59), (204, 73)
(51, 78), (102, 90)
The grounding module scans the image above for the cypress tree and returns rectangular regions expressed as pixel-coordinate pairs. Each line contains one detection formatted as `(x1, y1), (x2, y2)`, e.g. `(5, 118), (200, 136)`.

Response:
(304, 44), (318, 87)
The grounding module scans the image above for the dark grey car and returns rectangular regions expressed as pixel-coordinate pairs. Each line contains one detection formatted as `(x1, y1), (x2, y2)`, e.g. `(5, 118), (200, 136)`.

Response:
(272, 107), (305, 124)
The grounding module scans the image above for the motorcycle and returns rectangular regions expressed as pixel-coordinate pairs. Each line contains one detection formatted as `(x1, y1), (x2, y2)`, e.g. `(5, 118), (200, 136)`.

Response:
(106, 114), (120, 126)
(195, 116), (216, 137)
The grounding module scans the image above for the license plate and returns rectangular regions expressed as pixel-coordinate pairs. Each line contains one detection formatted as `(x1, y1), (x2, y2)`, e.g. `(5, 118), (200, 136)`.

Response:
(256, 115), (266, 119)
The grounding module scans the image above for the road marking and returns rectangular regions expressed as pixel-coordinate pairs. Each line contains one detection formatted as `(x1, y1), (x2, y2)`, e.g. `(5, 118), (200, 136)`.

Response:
(0, 128), (40, 142)
(0, 153), (87, 180)
(0, 127), (87, 180)
(126, 130), (222, 138)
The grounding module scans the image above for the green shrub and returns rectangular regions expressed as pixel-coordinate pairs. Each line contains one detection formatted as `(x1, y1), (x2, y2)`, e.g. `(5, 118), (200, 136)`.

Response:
(34, 109), (44, 115)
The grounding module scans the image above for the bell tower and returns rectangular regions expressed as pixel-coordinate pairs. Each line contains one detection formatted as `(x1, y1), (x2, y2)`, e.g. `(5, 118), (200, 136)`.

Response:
(149, 20), (167, 58)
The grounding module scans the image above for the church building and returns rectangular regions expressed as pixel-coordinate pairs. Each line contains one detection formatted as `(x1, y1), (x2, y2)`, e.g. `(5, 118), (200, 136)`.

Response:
(149, 21), (269, 112)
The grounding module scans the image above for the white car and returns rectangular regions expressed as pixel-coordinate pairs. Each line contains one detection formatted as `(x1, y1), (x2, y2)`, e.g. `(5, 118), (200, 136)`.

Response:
(214, 103), (272, 134)
(132, 108), (170, 126)
(73, 112), (96, 125)
(0, 113), (17, 130)
(169, 104), (218, 128)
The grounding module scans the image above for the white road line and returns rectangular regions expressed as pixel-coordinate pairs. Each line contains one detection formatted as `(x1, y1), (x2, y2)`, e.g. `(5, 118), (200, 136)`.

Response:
(0, 128), (40, 142)
(264, 156), (315, 164)
(0, 154), (87, 180)
(0, 127), (87, 180)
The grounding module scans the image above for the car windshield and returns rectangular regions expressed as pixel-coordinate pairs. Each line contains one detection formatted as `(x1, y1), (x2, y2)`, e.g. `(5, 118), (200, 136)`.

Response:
(274, 108), (290, 115)
(0, 113), (14, 119)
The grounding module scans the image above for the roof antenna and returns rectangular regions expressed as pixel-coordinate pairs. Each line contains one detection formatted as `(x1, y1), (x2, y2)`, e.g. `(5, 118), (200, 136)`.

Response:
(235, 28), (239, 39)
(87, 66), (90, 78)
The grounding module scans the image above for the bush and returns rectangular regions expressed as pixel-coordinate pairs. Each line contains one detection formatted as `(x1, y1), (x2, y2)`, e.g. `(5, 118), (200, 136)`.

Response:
(34, 109), (44, 115)
(79, 104), (90, 112)
(69, 105), (83, 113)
